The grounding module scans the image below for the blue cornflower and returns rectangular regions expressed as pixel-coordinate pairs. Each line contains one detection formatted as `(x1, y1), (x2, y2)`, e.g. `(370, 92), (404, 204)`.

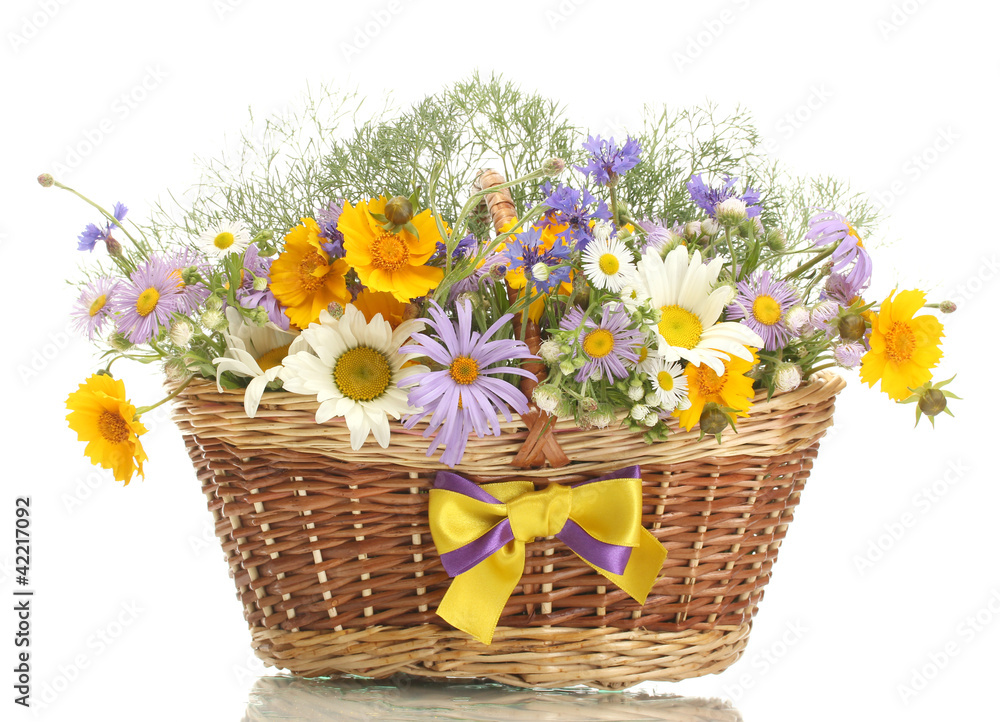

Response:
(542, 182), (611, 250)
(575, 135), (642, 185)
(502, 225), (570, 294)
(434, 233), (478, 261)
(77, 202), (128, 252)
(687, 175), (761, 219)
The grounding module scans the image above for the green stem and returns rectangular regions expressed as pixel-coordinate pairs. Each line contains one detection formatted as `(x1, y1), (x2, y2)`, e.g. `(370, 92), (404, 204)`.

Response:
(134, 375), (195, 417)
(53, 181), (145, 252)
(783, 246), (835, 281)
(723, 226), (738, 281)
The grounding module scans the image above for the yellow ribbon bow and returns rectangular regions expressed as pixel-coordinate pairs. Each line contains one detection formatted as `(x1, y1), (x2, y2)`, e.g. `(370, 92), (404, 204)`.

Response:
(429, 467), (666, 644)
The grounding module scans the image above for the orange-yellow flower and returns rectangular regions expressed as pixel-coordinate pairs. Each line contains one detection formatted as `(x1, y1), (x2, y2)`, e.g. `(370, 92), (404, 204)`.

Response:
(339, 197), (445, 302)
(352, 288), (408, 329)
(675, 349), (759, 432)
(860, 289), (943, 401)
(269, 218), (350, 329)
(66, 374), (148, 484)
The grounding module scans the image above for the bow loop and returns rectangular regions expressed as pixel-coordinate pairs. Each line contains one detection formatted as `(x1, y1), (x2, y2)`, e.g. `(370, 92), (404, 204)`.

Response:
(429, 467), (666, 644)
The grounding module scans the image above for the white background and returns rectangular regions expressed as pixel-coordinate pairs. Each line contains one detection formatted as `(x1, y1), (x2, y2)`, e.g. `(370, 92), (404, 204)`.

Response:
(2, 0), (997, 720)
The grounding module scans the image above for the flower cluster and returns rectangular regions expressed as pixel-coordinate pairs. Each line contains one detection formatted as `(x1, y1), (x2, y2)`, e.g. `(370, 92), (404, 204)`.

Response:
(54, 127), (958, 484)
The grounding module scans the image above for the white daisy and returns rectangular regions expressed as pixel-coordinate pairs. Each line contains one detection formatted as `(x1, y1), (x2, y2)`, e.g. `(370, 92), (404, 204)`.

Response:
(213, 307), (306, 418)
(279, 305), (427, 450)
(199, 220), (251, 258)
(645, 357), (691, 412)
(636, 245), (764, 375)
(582, 235), (636, 292)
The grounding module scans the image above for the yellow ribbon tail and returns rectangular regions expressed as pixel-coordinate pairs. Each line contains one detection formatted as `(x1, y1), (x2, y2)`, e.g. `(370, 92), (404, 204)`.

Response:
(587, 527), (666, 605)
(436, 542), (524, 645)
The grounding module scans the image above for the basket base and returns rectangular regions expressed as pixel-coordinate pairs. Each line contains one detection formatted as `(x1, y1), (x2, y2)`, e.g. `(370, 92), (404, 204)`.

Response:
(250, 622), (751, 690)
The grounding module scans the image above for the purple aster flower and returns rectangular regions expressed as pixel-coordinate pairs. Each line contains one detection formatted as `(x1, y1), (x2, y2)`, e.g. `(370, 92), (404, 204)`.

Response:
(575, 135), (642, 185)
(806, 210), (873, 290)
(77, 202), (128, 252)
(447, 253), (506, 303)
(401, 300), (536, 467)
(236, 244), (290, 330)
(833, 342), (865, 369)
(687, 175), (761, 219)
(162, 248), (211, 315)
(71, 277), (118, 340)
(541, 182), (611, 250)
(822, 271), (868, 306)
(112, 257), (184, 344)
(559, 304), (643, 382)
(502, 224), (571, 294)
(726, 270), (799, 351)
(637, 219), (685, 254)
(316, 199), (346, 257)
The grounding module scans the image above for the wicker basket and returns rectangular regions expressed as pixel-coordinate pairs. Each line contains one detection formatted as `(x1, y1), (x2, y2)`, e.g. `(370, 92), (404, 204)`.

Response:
(172, 369), (843, 690)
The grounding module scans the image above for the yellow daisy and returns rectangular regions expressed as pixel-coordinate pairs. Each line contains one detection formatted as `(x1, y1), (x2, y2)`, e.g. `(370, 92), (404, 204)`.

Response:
(675, 349), (759, 432)
(66, 374), (148, 484)
(860, 289), (944, 401)
(269, 218), (350, 330)
(339, 196), (445, 302)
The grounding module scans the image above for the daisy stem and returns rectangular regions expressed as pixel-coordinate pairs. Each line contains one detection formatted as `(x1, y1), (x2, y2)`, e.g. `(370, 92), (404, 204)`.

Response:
(609, 184), (620, 227)
(723, 226), (738, 280)
(53, 181), (146, 253)
(783, 246), (835, 281)
(806, 362), (837, 374)
(134, 375), (195, 417)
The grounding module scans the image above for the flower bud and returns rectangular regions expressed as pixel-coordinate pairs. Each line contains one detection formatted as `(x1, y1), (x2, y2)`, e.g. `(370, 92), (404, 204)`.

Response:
(627, 384), (645, 401)
(104, 235), (122, 257)
(456, 291), (481, 311)
(542, 157), (566, 176)
(204, 294), (223, 312)
(630, 404), (650, 421)
(163, 357), (189, 381)
(714, 198), (748, 226)
(37, 173), (54, 188)
(837, 314), (867, 342)
(918, 388), (948, 417)
(785, 305), (809, 335)
(700, 218), (720, 236)
(538, 340), (561, 363)
(533, 385), (561, 414)
(699, 403), (729, 435)
(326, 302), (345, 320)
(169, 320), (193, 347)
(530, 262), (550, 283)
(180, 265), (203, 286)
(644, 392), (659, 406)
(833, 342), (864, 369)
(109, 332), (133, 351)
(773, 363), (802, 393)
(580, 397), (598, 413)
(252, 275), (269, 292)
(765, 227), (787, 251)
(247, 307), (270, 326)
(684, 221), (702, 240)
(403, 302), (422, 321)
(571, 354), (587, 369)
(201, 308), (226, 331)
(591, 408), (615, 429)
(558, 360), (575, 376)
(384, 196), (414, 226)
(643, 411), (659, 427)
(939, 300), (957, 314)
(489, 262), (508, 281)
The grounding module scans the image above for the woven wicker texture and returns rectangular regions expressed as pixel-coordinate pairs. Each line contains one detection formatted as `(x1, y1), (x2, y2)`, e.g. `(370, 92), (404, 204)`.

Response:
(172, 371), (843, 688)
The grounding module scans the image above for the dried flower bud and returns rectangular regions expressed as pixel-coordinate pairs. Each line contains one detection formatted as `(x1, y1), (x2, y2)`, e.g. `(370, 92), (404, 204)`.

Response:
(699, 403), (729, 435)
(326, 302), (345, 320)
(104, 235), (122, 257)
(580, 397), (598, 413)
(403, 302), (421, 321)
(37, 173), (54, 188)
(489, 262), (508, 281)
(542, 157), (566, 176)
(169, 320), (193, 347)
(939, 300), (957, 314)
(838, 314), (867, 342)
(384, 196), (414, 226)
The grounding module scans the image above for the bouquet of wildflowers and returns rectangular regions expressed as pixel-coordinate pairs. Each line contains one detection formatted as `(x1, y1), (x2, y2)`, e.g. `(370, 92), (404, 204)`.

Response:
(51, 83), (959, 485)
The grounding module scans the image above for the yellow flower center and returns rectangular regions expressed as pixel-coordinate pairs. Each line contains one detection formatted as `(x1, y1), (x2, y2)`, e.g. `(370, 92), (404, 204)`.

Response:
(598, 253), (620, 275)
(696, 365), (728, 396)
(213, 231), (235, 250)
(135, 287), (160, 317)
(658, 305), (703, 349)
(256, 344), (291, 372)
(752, 295), (782, 325)
(98, 410), (130, 444)
(88, 294), (107, 317)
(333, 346), (391, 401)
(657, 370), (675, 391)
(449, 356), (480, 385)
(169, 269), (187, 289)
(847, 224), (864, 248)
(583, 329), (615, 358)
(297, 251), (329, 293)
(370, 232), (410, 272)
(636, 346), (649, 364)
(885, 322), (916, 363)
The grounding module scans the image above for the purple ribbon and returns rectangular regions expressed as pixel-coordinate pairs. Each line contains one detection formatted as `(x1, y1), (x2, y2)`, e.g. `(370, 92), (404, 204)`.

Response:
(435, 467), (640, 578)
